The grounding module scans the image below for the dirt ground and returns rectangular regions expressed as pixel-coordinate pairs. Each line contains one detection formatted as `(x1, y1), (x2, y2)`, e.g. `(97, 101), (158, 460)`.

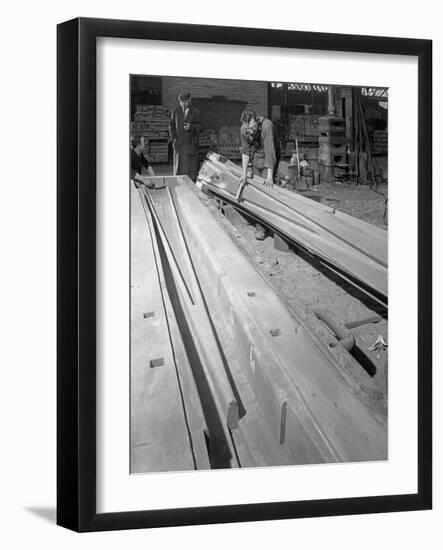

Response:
(301, 181), (388, 229)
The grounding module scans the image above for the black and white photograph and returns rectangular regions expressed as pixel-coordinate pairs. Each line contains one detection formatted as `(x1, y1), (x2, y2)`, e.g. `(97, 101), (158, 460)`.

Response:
(0, 0), (438, 543)
(130, 75), (389, 474)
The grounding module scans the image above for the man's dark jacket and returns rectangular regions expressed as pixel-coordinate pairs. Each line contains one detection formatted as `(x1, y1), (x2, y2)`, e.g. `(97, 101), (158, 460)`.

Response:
(169, 105), (204, 180)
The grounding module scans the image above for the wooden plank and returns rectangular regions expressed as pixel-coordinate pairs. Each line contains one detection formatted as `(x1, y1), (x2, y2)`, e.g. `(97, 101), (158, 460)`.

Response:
(198, 156), (387, 299)
(208, 152), (387, 266)
(199, 179), (387, 297)
(161, 273), (211, 470)
(147, 184), (211, 470)
(246, 200), (388, 296)
(175, 184), (387, 464)
(130, 184), (195, 473)
(147, 187), (196, 303)
(142, 188), (240, 469)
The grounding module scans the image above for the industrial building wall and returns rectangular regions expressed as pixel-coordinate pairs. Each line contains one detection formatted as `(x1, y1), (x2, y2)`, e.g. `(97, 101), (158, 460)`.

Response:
(162, 76), (268, 116)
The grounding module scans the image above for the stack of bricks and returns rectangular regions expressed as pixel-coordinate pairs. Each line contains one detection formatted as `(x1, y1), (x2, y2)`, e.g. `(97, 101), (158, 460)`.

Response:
(161, 77), (267, 117)
(131, 105), (170, 163)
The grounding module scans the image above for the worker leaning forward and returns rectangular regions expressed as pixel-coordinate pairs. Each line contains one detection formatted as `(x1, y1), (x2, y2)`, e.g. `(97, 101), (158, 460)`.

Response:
(169, 92), (204, 182)
(130, 135), (155, 188)
(238, 109), (281, 240)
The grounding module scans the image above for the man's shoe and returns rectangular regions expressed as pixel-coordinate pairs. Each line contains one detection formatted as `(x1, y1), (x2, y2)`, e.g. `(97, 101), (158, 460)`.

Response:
(255, 226), (266, 241)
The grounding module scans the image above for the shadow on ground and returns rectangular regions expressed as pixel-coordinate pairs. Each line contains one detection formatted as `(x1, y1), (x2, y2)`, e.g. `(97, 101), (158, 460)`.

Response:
(26, 507), (56, 524)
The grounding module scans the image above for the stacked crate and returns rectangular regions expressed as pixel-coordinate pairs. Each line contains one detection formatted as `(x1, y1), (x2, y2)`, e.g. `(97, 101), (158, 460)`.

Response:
(217, 125), (242, 159)
(318, 116), (346, 184)
(372, 130), (388, 154)
(287, 114), (320, 143)
(131, 105), (170, 163)
(199, 126), (241, 161)
(283, 114), (320, 162)
(198, 134), (212, 161)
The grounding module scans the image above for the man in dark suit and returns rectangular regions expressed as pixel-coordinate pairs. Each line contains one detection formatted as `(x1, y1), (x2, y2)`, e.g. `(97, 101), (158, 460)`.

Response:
(169, 92), (204, 181)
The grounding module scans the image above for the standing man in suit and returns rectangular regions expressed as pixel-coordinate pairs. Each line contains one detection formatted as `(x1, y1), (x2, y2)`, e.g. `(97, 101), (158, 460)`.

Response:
(169, 92), (204, 181)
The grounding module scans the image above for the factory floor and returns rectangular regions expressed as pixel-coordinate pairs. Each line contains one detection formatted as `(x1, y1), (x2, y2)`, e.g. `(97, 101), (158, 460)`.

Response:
(299, 182), (388, 229)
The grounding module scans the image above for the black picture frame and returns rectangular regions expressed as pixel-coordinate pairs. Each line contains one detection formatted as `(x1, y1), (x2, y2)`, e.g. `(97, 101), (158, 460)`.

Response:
(57, 17), (432, 532)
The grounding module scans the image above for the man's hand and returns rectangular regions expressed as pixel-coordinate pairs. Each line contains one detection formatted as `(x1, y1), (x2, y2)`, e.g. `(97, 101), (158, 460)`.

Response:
(184, 122), (191, 131)
(144, 178), (155, 189)
(265, 176), (274, 188)
(138, 176), (155, 189)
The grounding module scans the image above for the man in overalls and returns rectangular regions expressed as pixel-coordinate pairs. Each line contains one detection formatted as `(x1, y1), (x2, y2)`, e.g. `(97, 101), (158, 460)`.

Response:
(238, 109), (280, 240)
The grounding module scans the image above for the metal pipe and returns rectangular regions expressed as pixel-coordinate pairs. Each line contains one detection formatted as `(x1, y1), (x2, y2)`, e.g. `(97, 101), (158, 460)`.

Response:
(328, 86), (336, 116)
(344, 314), (383, 330)
(310, 306), (355, 352)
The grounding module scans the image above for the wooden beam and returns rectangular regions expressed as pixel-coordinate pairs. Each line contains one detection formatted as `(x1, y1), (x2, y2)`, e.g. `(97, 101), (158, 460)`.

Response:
(130, 183), (197, 473)
(175, 184), (387, 464)
(199, 154), (388, 299)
